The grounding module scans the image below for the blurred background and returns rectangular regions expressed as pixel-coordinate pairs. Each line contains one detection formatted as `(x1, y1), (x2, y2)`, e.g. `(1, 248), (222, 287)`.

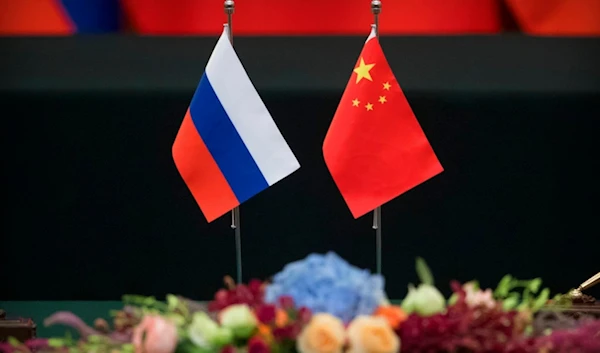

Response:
(2, 0), (600, 36)
(1, 0), (599, 321)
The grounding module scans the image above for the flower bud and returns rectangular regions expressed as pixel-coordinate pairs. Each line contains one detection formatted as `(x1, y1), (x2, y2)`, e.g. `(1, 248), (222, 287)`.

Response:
(188, 312), (233, 348)
(220, 304), (258, 339)
(401, 284), (445, 317)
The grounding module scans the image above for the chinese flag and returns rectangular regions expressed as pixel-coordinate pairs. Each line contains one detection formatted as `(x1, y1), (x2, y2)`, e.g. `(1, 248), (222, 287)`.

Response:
(323, 29), (443, 218)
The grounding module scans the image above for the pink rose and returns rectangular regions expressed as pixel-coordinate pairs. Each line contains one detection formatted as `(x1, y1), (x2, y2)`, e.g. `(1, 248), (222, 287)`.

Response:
(133, 315), (178, 353)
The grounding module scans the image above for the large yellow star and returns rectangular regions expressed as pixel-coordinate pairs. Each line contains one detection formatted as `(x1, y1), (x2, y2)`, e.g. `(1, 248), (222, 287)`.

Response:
(365, 102), (374, 111)
(353, 58), (375, 83)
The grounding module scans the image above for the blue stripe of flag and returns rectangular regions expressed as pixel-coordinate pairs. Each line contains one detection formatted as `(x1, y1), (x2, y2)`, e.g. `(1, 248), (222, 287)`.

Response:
(189, 74), (269, 203)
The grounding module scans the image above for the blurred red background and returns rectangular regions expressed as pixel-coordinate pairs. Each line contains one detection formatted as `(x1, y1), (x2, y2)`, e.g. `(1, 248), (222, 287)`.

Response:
(1, 0), (599, 36)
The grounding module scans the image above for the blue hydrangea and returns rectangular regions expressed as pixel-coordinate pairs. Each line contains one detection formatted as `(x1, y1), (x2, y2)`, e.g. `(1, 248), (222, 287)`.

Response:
(264, 252), (386, 322)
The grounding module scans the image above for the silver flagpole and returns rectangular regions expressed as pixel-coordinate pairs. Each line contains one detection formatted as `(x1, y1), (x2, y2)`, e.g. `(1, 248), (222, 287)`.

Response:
(224, 0), (243, 285)
(371, 0), (382, 275)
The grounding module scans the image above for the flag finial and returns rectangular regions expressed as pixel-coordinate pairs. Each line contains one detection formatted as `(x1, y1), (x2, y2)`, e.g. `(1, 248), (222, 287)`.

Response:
(224, 0), (234, 15)
(371, 0), (381, 15)
(224, 0), (234, 43)
(370, 0), (381, 39)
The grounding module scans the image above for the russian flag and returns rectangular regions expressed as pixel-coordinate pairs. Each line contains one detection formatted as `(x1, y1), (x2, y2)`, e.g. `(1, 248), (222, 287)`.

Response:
(172, 27), (300, 222)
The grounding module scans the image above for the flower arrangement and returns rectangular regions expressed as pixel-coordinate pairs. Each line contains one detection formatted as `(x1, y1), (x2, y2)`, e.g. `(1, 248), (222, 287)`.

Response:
(264, 252), (386, 323)
(2, 253), (599, 353)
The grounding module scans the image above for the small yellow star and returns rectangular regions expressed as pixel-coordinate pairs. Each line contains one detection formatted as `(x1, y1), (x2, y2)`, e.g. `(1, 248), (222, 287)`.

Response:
(365, 103), (374, 111)
(353, 58), (375, 84)
(378, 96), (387, 104)
(383, 82), (391, 90)
(352, 98), (360, 107)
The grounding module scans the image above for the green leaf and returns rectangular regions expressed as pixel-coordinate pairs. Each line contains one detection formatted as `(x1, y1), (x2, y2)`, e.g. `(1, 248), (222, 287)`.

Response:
(123, 294), (169, 312)
(8, 337), (22, 347)
(48, 338), (65, 348)
(174, 339), (212, 353)
(121, 344), (135, 353)
(502, 293), (520, 310)
(448, 293), (458, 306)
(522, 287), (531, 305)
(63, 329), (75, 346)
(144, 296), (157, 307)
(167, 294), (179, 310)
(494, 275), (513, 298)
(166, 313), (187, 327)
(532, 288), (550, 312)
(527, 278), (542, 293)
(415, 257), (434, 286)
(516, 301), (528, 311)
(87, 335), (105, 344)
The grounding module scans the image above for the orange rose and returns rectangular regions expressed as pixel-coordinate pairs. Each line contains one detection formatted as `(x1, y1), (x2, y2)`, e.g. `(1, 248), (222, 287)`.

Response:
(347, 316), (399, 353)
(296, 313), (346, 353)
(374, 306), (407, 329)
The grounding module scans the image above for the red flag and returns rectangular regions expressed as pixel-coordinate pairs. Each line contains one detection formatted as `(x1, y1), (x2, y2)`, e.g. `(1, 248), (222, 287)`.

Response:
(323, 30), (443, 218)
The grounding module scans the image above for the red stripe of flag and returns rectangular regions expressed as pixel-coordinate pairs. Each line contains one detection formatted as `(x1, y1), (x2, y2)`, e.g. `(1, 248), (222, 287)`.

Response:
(172, 109), (240, 222)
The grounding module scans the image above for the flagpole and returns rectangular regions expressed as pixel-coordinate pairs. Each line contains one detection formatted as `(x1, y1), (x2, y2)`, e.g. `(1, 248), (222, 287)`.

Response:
(224, 0), (243, 285)
(371, 0), (382, 275)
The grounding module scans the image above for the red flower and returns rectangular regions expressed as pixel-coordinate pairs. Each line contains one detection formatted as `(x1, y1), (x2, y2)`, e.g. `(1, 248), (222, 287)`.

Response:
(208, 278), (267, 311)
(248, 279), (264, 294)
(272, 325), (295, 340)
(25, 338), (49, 350)
(248, 336), (270, 353)
(0, 342), (15, 353)
(397, 280), (534, 353)
(256, 304), (277, 324)
(220, 345), (235, 353)
(277, 296), (295, 310)
(296, 307), (312, 325)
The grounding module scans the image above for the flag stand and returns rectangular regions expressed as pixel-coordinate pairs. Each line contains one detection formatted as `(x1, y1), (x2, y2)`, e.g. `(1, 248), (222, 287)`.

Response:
(371, 0), (383, 275)
(224, 0), (243, 285)
(373, 206), (382, 274)
(232, 206), (242, 284)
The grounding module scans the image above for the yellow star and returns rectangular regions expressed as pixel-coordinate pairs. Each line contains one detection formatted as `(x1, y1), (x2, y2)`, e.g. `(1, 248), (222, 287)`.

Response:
(352, 98), (360, 107)
(383, 82), (391, 90)
(353, 58), (375, 83)
(365, 102), (374, 111)
(378, 96), (387, 104)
